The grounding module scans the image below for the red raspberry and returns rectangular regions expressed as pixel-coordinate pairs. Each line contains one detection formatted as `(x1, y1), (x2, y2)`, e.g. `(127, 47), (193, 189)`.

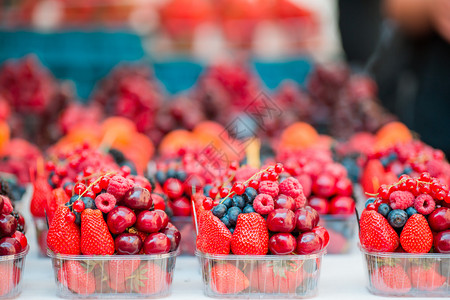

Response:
(107, 175), (132, 200)
(253, 194), (275, 215)
(389, 190), (414, 210)
(279, 177), (303, 199)
(414, 194), (436, 215)
(294, 194), (307, 210)
(94, 193), (117, 213)
(258, 181), (279, 198)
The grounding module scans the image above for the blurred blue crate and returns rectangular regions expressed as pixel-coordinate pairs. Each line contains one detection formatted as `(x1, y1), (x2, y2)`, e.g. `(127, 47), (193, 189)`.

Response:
(0, 30), (145, 100)
(153, 60), (204, 95)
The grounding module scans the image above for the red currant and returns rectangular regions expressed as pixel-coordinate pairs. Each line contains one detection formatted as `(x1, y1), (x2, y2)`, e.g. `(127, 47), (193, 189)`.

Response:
(83, 167), (94, 177)
(232, 182), (245, 195)
(445, 191), (450, 203)
(51, 174), (61, 186)
(74, 183), (86, 195)
(419, 172), (431, 182)
(366, 204), (376, 211)
(121, 166), (131, 177)
(56, 167), (68, 177)
(99, 176), (110, 189)
(399, 181), (408, 191)
(431, 181), (443, 193)
(405, 179), (417, 191)
(45, 161), (55, 171)
(92, 184), (102, 194)
(436, 190), (446, 201)
(268, 171), (278, 181)
(378, 185), (390, 199)
(399, 174), (410, 181)
(274, 163), (284, 174)
(64, 184), (74, 197)
(261, 173), (270, 181)
(219, 187), (230, 198)
(202, 197), (213, 210)
(209, 187), (219, 198)
(75, 175), (83, 183)
(229, 161), (238, 170)
(73, 200), (85, 212)
(420, 182), (431, 194)
(65, 212), (76, 223)
(267, 167), (275, 174)
(249, 180), (259, 190)
(84, 190), (95, 199)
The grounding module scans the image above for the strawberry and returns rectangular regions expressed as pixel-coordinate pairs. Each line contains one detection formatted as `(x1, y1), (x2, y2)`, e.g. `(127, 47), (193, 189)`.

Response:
(231, 212), (269, 255)
(47, 206), (81, 255)
(248, 261), (303, 293)
(361, 159), (385, 194)
(359, 210), (399, 252)
(326, 228), (349, 254)
(129, 263), (167, 294)
(371, 265), (411, 293)
(47, 188), (69, 224)
(196, 210), (232, 255)
(30, 177), (52, 217)
(0, 263), (19, 296)
(81, 209), (114, 255)
(409, 264), (446, 291)
(400, 214), (433, 253)
(57, 261), (95, 295)
(210, 263), (249, 294)
(106, 259), (140, 286)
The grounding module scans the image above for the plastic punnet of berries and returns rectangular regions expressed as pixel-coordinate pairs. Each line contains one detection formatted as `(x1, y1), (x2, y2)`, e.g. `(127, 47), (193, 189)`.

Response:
(359, 172), (450, 297)
(195, 163), (328, 298)
(46, 169), (180, 298)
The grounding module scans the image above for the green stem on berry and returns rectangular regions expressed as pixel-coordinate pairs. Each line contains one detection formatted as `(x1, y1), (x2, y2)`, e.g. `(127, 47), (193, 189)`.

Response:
(76, 171), (116, 201)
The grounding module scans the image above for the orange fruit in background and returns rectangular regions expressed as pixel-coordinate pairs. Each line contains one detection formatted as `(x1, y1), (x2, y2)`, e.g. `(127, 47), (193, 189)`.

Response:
(0, 121), (10, 155)
(159, 129), (196, 156)
(101, 117), (137, 147)
(279, 122), (319, 150)
(375, 122), (413, 150)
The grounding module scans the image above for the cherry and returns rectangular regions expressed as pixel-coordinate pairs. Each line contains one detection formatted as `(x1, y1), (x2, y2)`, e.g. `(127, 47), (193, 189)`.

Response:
(143, 233), (171, 254)
(136, 211), (163, 233)
(312, 226), (329, 249)
(107, 206), (137, 235)
(154, 209), (169, 230)
(12, 231), (27, 250)
(296, 232), (322, 254)
(335, 178), (352, 197)
(169, 197), (191, 217)
(0, 214), (17, 238)
(434, 230), (450, 254)
(308, 197), (329, 215)
(428, 207), (450, 232)
(65, 211), (76, 223)
(312, 174), (336, 198)
(267, 208), (296, 233)
(0, 197), (4, 213)
(115, 233), (142, 255)
(73, 200), (85, 212)
(122, 186), (152, 210)
(274, 194), (296, 211)
(305, 206), (320, 227)
(232, 182), (245, 195)
(269, 233), (296, 255)
(329, 196), (355, 215)
(161, 223), (181, 252)
(152, 194), (166, 211)
(295, 207), (318, 233)
(163, 178), (184, 199)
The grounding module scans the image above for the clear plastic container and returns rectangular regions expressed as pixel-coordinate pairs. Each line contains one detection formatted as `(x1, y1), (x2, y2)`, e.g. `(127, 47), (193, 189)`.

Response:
(48, 250), (179, 298)
(319, 215), (356, 254)
(33, 217), (48, 257)
(360, 246), (450, 297)
(171, 216), (195, 256)
(196, 250), (326, 298)
(0, 246), (29, 299)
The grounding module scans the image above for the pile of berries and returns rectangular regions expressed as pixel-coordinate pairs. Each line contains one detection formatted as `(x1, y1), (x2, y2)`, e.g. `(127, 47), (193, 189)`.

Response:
(360, 172), (450, 254)
(196, 164), (329, 256)
(47, 172), (180, 257)
(0, 194), (27, 256)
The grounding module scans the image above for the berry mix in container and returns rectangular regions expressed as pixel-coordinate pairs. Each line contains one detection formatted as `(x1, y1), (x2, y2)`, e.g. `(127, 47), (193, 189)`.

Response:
(195, 163), (328, 298)
(359, 172), (450, 297)
(46, 168), (180, 298)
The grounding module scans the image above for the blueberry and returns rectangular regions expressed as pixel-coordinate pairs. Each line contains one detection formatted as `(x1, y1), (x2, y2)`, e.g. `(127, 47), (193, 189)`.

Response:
(212, 204), (227, 218)
(406, 207), (417, 217)
(402, 167), (413, 175)
(74, 211), (81, 226)
(243, 187), (257, 203)
(166, 169), (176, 179)
(81, 197), (96, 210)
(387, 209), (408, 229)
(243, 205), (255, 213)
(228, 207), (242, 226)
(388, 152), (398, 162)
(365, 198), (376, 208)
(155, 171), (166, 185)
(69, 195), (79, 205)
(203, 185), (213, 196)
(232, 195), (245, 209)
(220, 215), (231, 227)
(222, 198), (232, 209)
(377, 203), (391, 217)
(63, 181), (74, 189)
(175, 170), (187, 182)
(380, 157), (389, 167)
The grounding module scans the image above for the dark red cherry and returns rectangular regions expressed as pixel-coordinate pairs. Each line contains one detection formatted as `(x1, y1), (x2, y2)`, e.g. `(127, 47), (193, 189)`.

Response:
(143, 233), (171, 254)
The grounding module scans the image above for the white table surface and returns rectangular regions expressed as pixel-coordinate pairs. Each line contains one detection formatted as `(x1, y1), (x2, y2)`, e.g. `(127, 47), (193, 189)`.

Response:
(16, 188), (449, 300)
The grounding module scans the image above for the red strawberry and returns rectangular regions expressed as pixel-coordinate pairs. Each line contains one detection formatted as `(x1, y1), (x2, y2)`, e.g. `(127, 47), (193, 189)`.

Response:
(129, 263), (167, 294)
(47, 188), (69, 224)
(231, 212), (269, 255)
(326, 228), (349, 254)
(57, 261), (95, 295)
(210, 263), (249, 294)
(371, 265), (411, 293)
(400, 214), (433, 253)
(0, 263), (19, 296)
(196, 210), (232, 255)
(47, 206), (81, 255)
(81, 209), (114, 255)
(30, 177), (52, 217)
(248, 261), (303, 293)
(359, 210), (399, 252)
(409, 264), (446, 291)
(106, 260), (140, 292)
(361, 159), (385, 194)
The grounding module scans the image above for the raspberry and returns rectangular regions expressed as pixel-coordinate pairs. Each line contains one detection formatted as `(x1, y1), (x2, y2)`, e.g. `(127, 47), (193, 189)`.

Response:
(279, 177), (303, 199)
(414, 194), (436, 215)
(258, 181), (279, 198)
(107, 175), (132, 200)
(253, 194), (274, 215)
(94, 193), (117, 213)
(389, 191), (414, 210)
(294, 194), (307, 210)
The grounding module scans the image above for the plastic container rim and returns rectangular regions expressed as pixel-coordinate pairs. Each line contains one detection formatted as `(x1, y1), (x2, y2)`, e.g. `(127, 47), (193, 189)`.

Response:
(47, 248), (180, 260)
(195, 248), (326, 260)
(0, 245), (29, 261)
(358, 244), (449, 258)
